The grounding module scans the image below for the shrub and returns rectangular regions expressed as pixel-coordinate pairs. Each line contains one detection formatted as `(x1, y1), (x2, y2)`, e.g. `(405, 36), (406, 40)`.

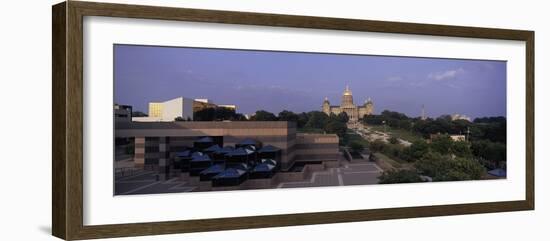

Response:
(378, 169), (423, 184)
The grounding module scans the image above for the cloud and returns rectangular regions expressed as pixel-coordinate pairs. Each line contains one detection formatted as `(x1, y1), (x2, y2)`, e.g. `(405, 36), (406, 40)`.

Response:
(428, 68), (465, 81)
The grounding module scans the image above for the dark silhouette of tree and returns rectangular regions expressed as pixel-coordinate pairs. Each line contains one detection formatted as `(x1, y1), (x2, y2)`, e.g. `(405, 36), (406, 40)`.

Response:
(132, 111), (148, 117)
(250, 110), (277, 121)
(305, 111), (329, 129)
(349, 141), (365, 153)
(278, 110), (299, 123)
(324, 119), (347, 137)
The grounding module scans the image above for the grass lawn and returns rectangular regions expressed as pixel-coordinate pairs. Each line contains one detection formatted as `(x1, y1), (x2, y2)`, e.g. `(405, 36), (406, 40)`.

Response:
(374, 152), (415, 170)
(345, 131), (370, 147)
(374, 152), (402, 170)
(368, 124), (424, 143)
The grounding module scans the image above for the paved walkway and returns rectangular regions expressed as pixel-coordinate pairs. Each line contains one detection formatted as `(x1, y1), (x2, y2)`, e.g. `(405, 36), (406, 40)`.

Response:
(278, 162), (382, 188)
(115, 161), (383, 195)
(115, 171), (196, 195)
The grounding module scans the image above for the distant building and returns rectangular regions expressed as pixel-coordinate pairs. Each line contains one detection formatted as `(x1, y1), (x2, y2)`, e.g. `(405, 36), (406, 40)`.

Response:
(114, 104), (132, 123)
(218, 104), (237, 112)
(193, 98), (237, 113)
(194, 98), (211, 103)
(133, 97), (194, 122)
(450, 135), (466, 142)
(132, 97), (237, 122)
(451, 114), (471, 122)
(322, 85), (374, 123)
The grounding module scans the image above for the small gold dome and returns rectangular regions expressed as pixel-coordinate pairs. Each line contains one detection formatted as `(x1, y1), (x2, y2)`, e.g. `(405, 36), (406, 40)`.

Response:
(343, 85), (352, 96)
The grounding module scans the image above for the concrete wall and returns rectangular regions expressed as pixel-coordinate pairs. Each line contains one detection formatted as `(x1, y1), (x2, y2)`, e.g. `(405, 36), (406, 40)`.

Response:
(162, 97), (194, 121)
(119, 121), (297, 167)
(121, 122), (340, 169)
(294, 133), (339, 162)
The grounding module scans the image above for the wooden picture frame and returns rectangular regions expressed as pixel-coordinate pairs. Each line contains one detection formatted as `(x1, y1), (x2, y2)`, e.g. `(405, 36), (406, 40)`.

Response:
(52, 1), (534, 240)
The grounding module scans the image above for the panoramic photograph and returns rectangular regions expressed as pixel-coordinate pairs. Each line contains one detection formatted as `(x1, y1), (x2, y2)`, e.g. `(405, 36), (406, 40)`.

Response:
(113, 44), (507, 195)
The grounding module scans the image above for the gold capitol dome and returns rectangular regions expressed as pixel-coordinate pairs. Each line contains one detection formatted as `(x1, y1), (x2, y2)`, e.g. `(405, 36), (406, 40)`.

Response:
(343, 85), (352, 96)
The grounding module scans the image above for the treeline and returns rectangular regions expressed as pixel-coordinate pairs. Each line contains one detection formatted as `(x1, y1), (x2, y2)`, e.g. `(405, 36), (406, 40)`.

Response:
(191, 107), (247, 121)
(378, 135), (487, 183)
(249, 110), (350, 138)
(186, 108), (350, 138)
(363, 110), (506, 143)
(372, 135), (476, 164)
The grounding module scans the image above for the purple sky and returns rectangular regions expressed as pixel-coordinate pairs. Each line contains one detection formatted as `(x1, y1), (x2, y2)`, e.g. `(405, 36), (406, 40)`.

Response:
(114, 44), (506, 119)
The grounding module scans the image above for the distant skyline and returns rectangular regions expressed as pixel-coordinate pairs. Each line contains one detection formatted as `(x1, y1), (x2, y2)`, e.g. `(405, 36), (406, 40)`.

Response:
(114, 44), (506, 119)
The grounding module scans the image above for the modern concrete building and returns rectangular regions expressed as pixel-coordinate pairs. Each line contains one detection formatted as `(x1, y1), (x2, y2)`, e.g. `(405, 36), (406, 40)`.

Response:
(115, 121), (339, 171)
(218, 104), (237, 112)
(136, 97), (194, 122)
(133, 97), (238, 122)
(323, 85), (374, 123)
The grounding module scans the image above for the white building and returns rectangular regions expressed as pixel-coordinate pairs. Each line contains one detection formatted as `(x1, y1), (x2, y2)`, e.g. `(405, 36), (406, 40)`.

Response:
(133, 97), (194, 122)
(451, 114), (471, 122)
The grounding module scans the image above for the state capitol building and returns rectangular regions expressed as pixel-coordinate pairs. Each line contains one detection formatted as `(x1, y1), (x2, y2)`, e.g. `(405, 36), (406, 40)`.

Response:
(322, 85), (374, 123)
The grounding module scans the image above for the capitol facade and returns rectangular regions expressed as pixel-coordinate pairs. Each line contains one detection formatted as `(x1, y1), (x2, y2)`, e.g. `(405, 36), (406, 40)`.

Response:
(322, 85), (374, 123)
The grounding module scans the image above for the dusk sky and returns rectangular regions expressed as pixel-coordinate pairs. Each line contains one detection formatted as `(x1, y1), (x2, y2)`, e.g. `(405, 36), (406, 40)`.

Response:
(114, 44), (506, 119)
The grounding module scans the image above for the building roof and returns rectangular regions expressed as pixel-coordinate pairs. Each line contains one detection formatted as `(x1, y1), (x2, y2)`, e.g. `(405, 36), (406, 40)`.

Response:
(204, 144), (222, 152)
(261, 159), (277, 166)
(225, 147), (255, 157)
(213, 168), (246, 179)
(200, 164), (225, 175)
(190, 152), (211, 162)
(175, 150), (192, 157)
(258, 145), (280, 153)
(252, 163), (275, 172)
(215, 146), (235, 154)
(233, 163), (249, 171)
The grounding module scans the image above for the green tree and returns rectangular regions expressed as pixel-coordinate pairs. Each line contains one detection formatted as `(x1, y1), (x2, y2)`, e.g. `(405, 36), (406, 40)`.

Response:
(250, 110), (277, 121)
(132, 111), (148, 117)
(430, 135), (453, 154)
(324, 119), (347, 137)
(451, 140), (473, 158)
(378, 169), (423, 184)
(402, 140), (429, 162)
(278, 110), (299, 123)
(389, 136), (399, 144)
(337, 112), (350, 123)
(369, 139), (386, 153)
(297, 112), (309, 128)
(471, 140), (506, 168)
(415, 152), (485, 181)
(349, 141), (365, 153)
(305, 111), (329, 129)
